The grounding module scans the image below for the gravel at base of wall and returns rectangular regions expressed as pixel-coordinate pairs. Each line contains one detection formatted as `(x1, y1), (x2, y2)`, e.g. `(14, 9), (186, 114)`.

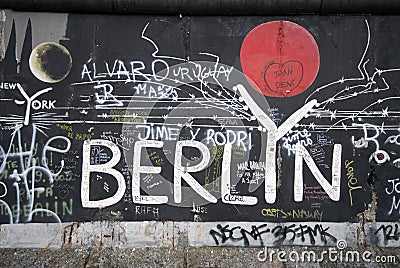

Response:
(0, 247), (398, 268)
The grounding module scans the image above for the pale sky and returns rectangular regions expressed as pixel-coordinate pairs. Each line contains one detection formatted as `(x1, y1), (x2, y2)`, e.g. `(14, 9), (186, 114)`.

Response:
(2, 10), (68, 61)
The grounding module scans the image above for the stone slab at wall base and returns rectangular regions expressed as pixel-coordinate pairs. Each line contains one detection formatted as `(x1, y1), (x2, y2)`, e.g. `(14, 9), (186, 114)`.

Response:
(1, 221), (400, 248)
(0, 247), (399, 268)
(0, 221), (399, 267)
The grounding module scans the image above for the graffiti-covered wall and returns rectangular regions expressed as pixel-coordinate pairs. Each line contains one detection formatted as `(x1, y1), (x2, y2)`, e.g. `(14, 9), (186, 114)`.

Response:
(0, 10), (399, 247)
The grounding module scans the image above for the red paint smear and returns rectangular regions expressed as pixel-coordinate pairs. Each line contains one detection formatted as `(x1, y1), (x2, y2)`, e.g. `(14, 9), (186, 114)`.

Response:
(240, 20), (320, 98)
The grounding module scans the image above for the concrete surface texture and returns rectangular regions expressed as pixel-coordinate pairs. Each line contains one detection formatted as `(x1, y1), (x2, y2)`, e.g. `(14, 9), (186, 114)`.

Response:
(0, 220), (398, 267)
(0, 247), (399, 267)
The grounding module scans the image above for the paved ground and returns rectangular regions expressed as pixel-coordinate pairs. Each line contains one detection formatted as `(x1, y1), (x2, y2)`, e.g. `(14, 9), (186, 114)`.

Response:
(0, 247), (398, 267)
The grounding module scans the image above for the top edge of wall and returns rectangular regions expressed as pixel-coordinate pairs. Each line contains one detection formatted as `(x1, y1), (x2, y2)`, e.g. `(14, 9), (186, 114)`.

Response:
(2, 0), (400, 15)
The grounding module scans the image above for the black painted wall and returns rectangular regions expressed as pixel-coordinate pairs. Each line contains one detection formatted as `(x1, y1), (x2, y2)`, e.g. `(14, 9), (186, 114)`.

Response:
(0, 12), (399, 224)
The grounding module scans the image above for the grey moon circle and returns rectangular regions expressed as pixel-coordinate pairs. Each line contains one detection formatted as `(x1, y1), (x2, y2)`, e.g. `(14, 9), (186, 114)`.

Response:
(29, 42), (72, 83)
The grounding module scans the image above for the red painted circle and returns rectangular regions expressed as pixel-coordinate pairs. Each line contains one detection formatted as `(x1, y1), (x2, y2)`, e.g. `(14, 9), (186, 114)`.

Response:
(240, 20), (320, 97)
